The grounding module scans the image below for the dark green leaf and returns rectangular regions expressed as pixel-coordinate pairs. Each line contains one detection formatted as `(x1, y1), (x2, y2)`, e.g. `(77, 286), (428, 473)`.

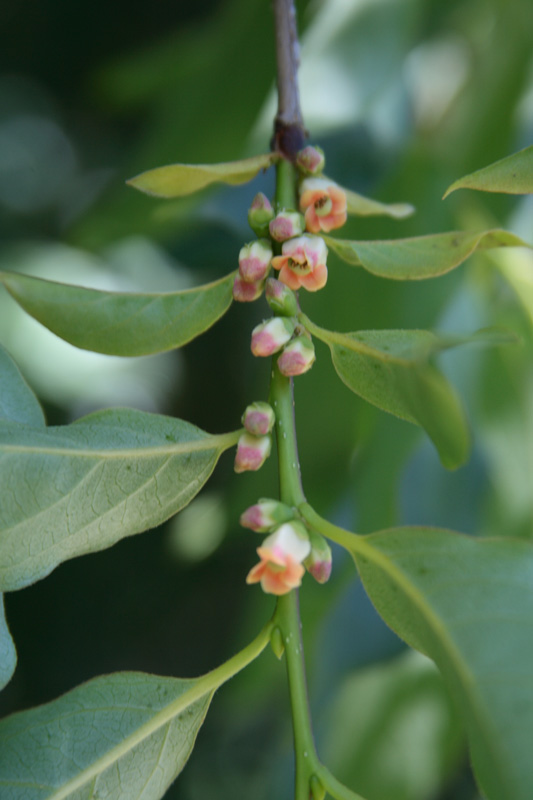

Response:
(0, 409), (239, 591)
(0, 671), (213, 800)
(444, 145), (533, 196)
(127, 153), (276, 198)
(0, 271), (235, 356)
(324, 230), (529, 280)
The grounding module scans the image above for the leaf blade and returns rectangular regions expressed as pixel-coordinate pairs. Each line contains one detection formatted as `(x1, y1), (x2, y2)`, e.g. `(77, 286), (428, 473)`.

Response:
(0, 345), (45, 428)
(0, 271), (235, 356)
(127, 152), (276, 198)
(343, 187), (414, 219)
(0, 594), (16, 692)
(348, 527), (533, 800)
(444, 145), (533, 197)
(0, 672), (213, 800)
(0, 409), (239, 591)
(324, 229), (529, 280)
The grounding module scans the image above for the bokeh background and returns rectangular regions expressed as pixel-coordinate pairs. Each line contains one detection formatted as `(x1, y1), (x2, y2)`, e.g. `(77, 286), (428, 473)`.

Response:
(1, 0), (533, 798)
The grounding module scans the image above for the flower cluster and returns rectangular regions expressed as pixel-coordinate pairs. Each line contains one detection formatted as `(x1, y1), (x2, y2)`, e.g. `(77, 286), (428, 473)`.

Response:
(250, 307), (316, 377)
(233, 146), (346, 302)
(240, 499), (332, 595)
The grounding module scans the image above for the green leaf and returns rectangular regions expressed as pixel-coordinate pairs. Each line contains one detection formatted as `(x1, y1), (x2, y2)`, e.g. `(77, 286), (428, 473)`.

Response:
(299, 506), (533, 800)
(0, 408), (239, 591)
(303, 321), (514, 469)
(344, 187), (414, 219)
(0, 671), (213, 800)
(0, 271), (235, 357)
(444, 145), (533, 197)
(127, 152), (277, 198)
(352, 528), (533, 800)
(0, 345), (45, 428)
(0, 622), (271, 800)
(324, 229), (529, 280)
(0, 594), (16, 692)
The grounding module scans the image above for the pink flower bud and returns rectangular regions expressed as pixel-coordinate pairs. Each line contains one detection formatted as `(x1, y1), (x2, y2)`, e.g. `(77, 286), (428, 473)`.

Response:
(242, 402), (275, 436)
(271, 234), (328, 292)
(246, 521), (311, 595)
(296, 145), (326, 176)
(251, 317), (295, 357)
(304, 530), (332, 584)
(238, 239), (272, 283)
(299, 178), (347, 234)
(277, 335), (316, 376)
(265, 278), (299, 317)
(248, 192), (275, 237)
(269, 210), (305, 242)
(234, 433), (272, 473)
(232, 275), (264, 303)
(240, 498), (295, 532)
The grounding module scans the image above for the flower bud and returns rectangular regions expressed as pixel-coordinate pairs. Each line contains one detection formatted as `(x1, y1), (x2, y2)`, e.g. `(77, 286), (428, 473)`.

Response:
(265, 278), (299, 317)
(232, 275), (264, 303)
(304, 529), (332, 584)
(277, 335), (315, 376)
(269, 210), (305, 242)
(251, 317), (295, 357)
(242, 402), (275, 436)
(296, 145), (325, 176)
(309, 775), (327, 800)
(238, 239), (272, 283)
(270, 626), (285, 660)
(234, 433), (272, 473)
(240, 498), (295, 532)
(248, 192), (275, 237)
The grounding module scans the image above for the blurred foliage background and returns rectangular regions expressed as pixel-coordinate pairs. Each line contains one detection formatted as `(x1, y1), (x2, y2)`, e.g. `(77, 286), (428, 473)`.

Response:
(1, 0), (532, 798)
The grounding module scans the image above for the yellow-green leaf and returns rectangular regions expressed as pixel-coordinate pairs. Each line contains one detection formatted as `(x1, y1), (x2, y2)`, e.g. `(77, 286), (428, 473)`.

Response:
(127, 152), (277, 198)
(0, 270), (235, 356)
(344, 187), (414, 219)
(444, 144), (533, 197)
(324, 229), (529, 280)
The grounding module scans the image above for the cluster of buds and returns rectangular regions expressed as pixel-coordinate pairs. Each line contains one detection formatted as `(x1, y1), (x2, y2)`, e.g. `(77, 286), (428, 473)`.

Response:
(234, 401), (275, 473)
(241, 498), (332, 595)
(233, 145), (347, 302)
(250, 309), (316, 377)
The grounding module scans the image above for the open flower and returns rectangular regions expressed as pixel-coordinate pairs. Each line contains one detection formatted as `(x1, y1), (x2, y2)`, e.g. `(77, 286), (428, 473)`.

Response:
(299, 178), (347, 233)
(271, 234), (328, 292)
(246, 522), (311, 595)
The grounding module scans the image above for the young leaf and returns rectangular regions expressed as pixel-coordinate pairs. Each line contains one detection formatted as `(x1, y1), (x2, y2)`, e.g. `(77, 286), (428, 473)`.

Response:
(0, 345), (45, 428)
(299, 506), (533, 800)
(344, 187), (414, 219)
(0, 409), (240, 591)
(0, 671), (212, 800)
(127, 152), (277, 198)
(0, 594), (16, 692)
(444, 144), (533, 197)
(0, 271), (235, 356)
(303, 321), (514, 469)
(324, 230), (529, 280)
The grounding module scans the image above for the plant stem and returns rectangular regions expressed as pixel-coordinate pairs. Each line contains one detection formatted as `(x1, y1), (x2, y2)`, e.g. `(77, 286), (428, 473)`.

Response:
(272, 0), (306, 159)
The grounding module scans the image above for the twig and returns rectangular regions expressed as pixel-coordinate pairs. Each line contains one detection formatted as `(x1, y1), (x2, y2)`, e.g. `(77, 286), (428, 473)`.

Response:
(272, 0), (306, 159)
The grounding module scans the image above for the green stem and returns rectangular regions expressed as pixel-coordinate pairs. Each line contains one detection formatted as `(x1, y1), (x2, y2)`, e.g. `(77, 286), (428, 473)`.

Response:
(299, 501), (360, 548)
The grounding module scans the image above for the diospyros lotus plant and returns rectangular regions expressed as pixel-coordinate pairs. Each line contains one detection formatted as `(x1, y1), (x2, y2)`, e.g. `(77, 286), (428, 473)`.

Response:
(0, 2), (533, 799)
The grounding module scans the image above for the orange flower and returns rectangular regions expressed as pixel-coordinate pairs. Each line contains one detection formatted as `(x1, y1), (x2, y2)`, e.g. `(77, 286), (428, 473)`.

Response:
(299, 178), (347, 233)
(271, 234), (328, 292)
(246, 523), (311, 595)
